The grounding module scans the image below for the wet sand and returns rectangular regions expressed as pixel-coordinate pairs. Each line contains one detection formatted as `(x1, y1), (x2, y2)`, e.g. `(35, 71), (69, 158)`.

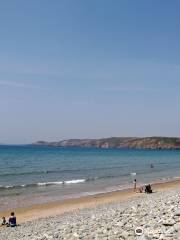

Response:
(1, 179), (180, 224)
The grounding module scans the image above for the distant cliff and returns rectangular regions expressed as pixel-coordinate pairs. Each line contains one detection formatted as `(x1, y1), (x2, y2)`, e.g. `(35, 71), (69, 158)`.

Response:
(33, 137), (180, 150)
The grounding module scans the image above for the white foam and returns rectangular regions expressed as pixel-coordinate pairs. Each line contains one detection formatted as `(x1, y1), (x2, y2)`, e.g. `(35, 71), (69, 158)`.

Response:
(64, 179), (86, 184)
(37, 181), (63, 186)
(5, 185), (13, 188)
(130, 172), (136, 176)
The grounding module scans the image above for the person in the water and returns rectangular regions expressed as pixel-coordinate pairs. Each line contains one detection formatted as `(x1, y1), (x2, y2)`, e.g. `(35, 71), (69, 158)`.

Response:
(150, 164), (154, 168)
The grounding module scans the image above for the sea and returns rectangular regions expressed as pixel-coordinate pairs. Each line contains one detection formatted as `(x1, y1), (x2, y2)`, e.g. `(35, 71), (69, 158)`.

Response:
(0, 145), (180, 211)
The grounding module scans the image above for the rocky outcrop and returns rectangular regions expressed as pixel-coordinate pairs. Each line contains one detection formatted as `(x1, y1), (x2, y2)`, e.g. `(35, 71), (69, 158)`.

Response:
(34, 137), (180, 150)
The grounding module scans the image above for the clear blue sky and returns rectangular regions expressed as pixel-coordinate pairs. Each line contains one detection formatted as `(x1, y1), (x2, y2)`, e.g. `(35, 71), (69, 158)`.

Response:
(0, 0), (180, 143)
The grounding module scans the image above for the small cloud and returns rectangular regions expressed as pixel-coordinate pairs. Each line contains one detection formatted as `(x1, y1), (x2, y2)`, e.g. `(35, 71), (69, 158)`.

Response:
(103, 86), (159, 93)
(0, 80), (46, 90)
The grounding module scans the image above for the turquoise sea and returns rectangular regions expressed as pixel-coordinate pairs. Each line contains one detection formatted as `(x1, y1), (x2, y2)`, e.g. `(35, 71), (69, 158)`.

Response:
(0, 145), (180, 211)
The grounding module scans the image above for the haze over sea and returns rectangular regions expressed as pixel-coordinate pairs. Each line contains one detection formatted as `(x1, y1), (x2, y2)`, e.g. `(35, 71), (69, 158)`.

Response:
(0, 145), (180, 211)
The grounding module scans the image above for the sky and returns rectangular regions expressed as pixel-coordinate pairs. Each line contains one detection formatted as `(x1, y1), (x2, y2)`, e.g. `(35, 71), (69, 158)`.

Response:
(0, 0), (180, 144)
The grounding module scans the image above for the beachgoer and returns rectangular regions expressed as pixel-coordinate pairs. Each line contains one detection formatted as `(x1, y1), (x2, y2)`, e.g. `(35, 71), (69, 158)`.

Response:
(150, 164), (154, 168)
(139, 186), (144, 193)
(145, 184), (153, 194)
(1, 217), (7, 226)
(8, 212), (17, 227)
(133, 179), (137, 192)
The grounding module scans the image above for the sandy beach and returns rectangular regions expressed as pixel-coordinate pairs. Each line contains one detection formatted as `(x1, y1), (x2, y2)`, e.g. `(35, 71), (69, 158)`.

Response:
(1, 179), (180, 224)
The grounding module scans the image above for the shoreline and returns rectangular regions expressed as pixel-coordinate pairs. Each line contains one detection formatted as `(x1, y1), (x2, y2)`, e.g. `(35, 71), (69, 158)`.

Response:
(1, 179), (180, 224)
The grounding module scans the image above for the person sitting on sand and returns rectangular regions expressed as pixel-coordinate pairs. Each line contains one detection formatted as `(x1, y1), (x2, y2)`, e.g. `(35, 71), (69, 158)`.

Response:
(145, 184), (153, 194)
(8, 212), (17, 227)
(1, 217), (7, 226)
(139, 186), (144, 193)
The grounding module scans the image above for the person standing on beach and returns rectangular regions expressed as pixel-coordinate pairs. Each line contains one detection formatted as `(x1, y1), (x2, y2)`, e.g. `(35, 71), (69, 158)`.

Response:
(133, 179), (137, 192)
